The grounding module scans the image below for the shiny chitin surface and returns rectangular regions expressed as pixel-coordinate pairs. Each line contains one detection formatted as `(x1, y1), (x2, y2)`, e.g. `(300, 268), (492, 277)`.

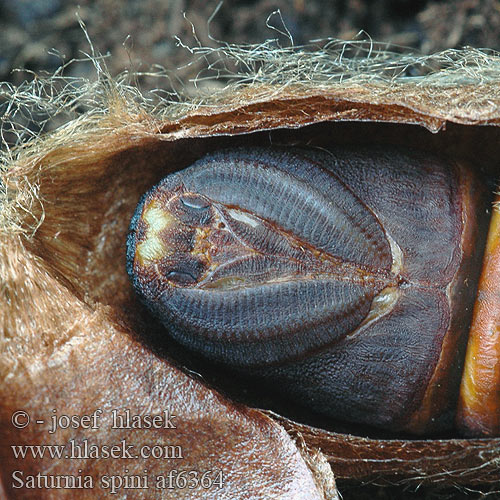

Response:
(127, 147), (485, 434)
(457, 196), (500, 437)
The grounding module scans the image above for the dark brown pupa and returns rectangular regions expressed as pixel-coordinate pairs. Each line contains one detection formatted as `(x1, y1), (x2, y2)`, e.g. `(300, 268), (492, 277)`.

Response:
(127, 145), (487, 435)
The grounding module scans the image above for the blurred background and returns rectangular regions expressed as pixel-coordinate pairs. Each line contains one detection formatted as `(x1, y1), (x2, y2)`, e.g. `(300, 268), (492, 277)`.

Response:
(1, 1), (499, 499)
(1, 0), (499, 89)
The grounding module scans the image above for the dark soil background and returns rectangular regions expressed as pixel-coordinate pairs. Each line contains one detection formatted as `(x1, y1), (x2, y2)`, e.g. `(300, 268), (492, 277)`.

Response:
(1, 1), (499, 499)
(1, 0), (500, 89)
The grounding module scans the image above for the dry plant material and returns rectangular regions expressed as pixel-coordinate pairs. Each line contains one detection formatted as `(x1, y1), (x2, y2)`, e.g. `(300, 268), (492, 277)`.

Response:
(1, 41), (500, 498)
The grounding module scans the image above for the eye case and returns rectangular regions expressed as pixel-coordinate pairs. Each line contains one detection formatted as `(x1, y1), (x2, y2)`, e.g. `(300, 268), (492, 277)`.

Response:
(4, 84), (500, 493)
(125, 143), (489, 437)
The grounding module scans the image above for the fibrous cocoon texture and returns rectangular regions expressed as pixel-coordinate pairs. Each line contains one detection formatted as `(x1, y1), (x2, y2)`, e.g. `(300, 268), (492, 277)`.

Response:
(1, 41), (500, 499)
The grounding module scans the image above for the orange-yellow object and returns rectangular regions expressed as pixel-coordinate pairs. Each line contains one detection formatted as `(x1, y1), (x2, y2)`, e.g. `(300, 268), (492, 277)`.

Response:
(457, 197), (500, 436)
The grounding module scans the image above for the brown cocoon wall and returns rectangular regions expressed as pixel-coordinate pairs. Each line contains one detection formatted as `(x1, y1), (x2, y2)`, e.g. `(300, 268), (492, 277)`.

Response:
(1, 45), (500, 497)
